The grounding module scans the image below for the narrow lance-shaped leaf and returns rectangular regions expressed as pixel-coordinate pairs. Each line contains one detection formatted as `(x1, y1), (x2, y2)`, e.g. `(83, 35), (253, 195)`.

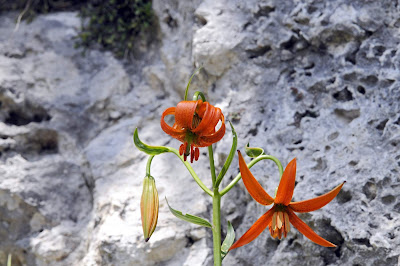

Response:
(221, 221), (235, 260)
(165, 197), (212, 228)
(245, 143), (264, 158)
(134, 128), (169, 155)
(215, 121), (237, 187)
(216, 121), (237, 186)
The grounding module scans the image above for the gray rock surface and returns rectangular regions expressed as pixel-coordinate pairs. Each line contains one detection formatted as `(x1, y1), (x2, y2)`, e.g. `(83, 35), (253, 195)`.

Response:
(0, 0), (399, 265)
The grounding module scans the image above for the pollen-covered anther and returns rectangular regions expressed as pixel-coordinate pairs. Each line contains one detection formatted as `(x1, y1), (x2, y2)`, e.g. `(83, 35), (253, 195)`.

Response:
(179, 143), (184, 156)
(189, 144), (201, 163)
(179, 142), (190, 161)
(190, 144), (194, 163)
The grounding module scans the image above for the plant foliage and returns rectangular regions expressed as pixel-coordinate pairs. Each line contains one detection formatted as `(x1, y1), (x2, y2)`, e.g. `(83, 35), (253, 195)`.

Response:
(0, 0), (84, 22)
(1, 0), (154, 58)
(77, 0), (154, 58)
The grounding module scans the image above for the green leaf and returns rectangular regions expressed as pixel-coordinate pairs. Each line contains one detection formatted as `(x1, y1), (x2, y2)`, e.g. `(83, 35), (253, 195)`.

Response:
(134, 128), (169, 155)
(245, 143), (264, 158)
(221, 221), (235, 260)
(165, 197), (212, 228)
(215, 121), (237, 187)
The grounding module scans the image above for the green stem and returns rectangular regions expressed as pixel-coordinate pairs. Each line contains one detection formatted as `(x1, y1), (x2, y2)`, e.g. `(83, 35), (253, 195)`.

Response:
(133, 128), (212, 196)
(220, 155), (283, 196)
(193, 91), (207, 102)
(168, 148), (213, 197)
(184, 67), (203, 100)
(146, 155), (155, 176)
(212, 189), (222, 266)
(209, 142), (221, 265)
(208, 145), (217, 187)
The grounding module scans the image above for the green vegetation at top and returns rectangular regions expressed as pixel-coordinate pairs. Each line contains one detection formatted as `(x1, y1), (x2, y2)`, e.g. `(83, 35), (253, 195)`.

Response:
(77, 0), (154, 58)
(1, 0), (155, 58)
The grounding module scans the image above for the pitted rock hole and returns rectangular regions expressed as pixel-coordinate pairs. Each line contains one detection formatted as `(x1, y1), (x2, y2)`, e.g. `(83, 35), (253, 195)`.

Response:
(0, 96), (51, 126)
(357, 86), (366, 94)
(353, 238), (372, 248)
(372, 45), (385, 57)
(375, 119), (388, 131)
(332, 87), (353, 102)
(334, 108), (360, 123)
(15, 129), (59, 159)
(360, 75), (378, 86)
(293, 110), (319, 127)
(246, 45), (271, 59)
(381, 195), (395, 205)
(336, 189), (352, 204)
(317, 218), (344, 264)
(362, 180), (377, 200)
(393, 202), (400, 213)
(328, 132), (339, 141)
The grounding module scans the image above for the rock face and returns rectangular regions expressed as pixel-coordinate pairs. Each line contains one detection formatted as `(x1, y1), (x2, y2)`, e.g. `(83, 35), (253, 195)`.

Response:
(0, 0), (399, 265)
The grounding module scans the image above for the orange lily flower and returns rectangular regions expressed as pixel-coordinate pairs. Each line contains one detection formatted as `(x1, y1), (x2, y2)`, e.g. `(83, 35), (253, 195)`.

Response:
(161, 100), (225, 162)
(230, 151), (345, 250)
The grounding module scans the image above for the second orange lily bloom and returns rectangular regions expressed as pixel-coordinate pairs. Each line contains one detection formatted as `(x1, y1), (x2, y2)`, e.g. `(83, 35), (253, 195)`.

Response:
(230, 151), (345, 250)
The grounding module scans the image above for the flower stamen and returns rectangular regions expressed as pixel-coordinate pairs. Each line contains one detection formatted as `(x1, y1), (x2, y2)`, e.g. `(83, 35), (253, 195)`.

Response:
(190, 144), (194, 163)
(269, 206), (290, 240)
(192, 113), (201, 129)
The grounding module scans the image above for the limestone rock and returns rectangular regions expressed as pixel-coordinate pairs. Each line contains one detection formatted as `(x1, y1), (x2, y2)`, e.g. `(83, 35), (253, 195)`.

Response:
(0, 0), (399, 265)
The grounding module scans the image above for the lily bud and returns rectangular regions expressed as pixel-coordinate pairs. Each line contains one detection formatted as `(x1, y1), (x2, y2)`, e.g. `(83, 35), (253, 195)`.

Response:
(140, 175), (159, 242)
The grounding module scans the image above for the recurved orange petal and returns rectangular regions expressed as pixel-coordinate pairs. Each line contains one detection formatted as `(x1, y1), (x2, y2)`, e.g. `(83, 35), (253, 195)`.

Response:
(160, 107), (186, 138)
(238, 151), (274, 205)
(175, 101), (199, 129)
(198, 129), (225, 147)
(196, 100), (207, 118)
(192, 103), (221, 134)
(197, 115), (225, 146)
(199, 107), (222, 135)
(289, 182), (345, 213)
(286, 208), (336, 247)
(274, 158), (297, 206)
(229, 206), (275, 250)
